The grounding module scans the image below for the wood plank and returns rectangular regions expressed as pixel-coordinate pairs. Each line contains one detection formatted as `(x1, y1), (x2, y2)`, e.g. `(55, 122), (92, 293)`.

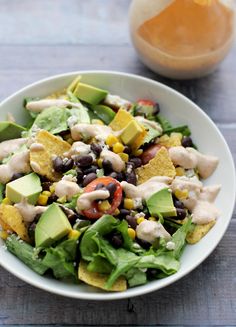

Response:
(0, 44), (235, 124)
(0, 219), (235, 326)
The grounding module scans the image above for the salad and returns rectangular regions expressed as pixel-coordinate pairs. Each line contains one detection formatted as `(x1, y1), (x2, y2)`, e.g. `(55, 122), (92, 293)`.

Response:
(0, 76), (221, 292)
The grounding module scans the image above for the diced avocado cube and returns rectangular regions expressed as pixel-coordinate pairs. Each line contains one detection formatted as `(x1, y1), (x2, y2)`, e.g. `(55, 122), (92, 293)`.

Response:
(0, 122), (26, 142)
(91, 104), (115, 125)
(146, 188), (177, 218)
(121, 120), (144, 145)
(35, 203), (72, 248)
(6, 173), (42, 204)
(74, 82), (108, 105)
(109, 109), (133, 131)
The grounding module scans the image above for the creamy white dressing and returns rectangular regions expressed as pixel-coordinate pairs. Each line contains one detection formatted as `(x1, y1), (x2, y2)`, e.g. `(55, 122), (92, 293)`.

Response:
(30, 161), (41, 174)
(100, 149), (125, 172)
(0, 138), (27, 161)
(55, 175), (81, 200)
(135, 116), (163, 133)
(30, 143), (45, 152)
(121, 176), (172, 201)
(171, 176), (221, 224)
(14, 198), (47, 223)
(76, 190), (110, 211)
(71, 124), (114, 141)
(26, 99), (85, 113)
(64, 141), (93, 159)
(104, 94), (131, 110)
(0, 150), (31, 184)
(136, 220), (171, 243)
(169, 146), (219, 179)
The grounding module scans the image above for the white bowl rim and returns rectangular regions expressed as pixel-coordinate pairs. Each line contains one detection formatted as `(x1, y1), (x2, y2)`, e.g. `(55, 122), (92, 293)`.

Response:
(0, 70), (235, 300)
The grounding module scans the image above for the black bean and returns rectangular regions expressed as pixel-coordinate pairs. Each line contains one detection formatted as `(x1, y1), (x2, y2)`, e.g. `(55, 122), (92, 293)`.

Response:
(47, 194), (58, 204)
(123, 146), (131, 155)
(109, 172), (118, 179)
(110, 233), (123, 248)
(95, 183), (105, 190)
(174, 199), (185, 209)
(126, 215), (137, 229)
(147, 268), (159, 280)
(76, 167), (84, 183)
(82, 173), (97, 187)
(176, 208), (187, 220)
(53, 156), (64, 172)
(90, 142), (102, 156)
(76, 155), (93, 167)
(102, 159), (113, 173)
(129, 157), (142, 168)
(106, 182), (117, 198)
(83, 165), (98, 175)
(42, 181), (52, 191)
(63, 158), (74, 172)
(136, 238), (150, 249)
(153, 103), (160, 115)
(119, 208), (131, 217)
(126, 172), (137, 185)
(11, 173), (24, 181)
(116, 172), (125, 182)
(181, 136), (193, 148)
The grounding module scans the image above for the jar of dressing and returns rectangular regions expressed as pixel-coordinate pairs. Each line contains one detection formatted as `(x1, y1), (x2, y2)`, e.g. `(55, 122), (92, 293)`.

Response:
(129, 0), (235, 79)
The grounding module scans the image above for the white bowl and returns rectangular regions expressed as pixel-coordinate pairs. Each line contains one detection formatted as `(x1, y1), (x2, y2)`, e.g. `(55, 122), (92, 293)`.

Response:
(0, 71), (235, 300)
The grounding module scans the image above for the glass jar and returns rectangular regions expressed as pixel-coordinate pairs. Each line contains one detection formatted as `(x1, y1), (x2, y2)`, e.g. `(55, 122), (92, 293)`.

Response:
(129, 0), (235, 79)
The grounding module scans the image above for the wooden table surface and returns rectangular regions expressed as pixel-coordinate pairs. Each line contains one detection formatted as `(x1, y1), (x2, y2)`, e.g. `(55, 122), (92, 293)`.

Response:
(0, 1), (235, 326)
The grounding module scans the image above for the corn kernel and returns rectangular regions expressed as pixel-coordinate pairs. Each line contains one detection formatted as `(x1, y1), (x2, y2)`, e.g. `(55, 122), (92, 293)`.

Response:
(97, 158), (103, 168)
(175, 167), (185, 176)
(57, 195), (67, 204)
(2, 197), (11, 205)
(113, 142), (125, 154)
(0, 231), (9, 240)
(98, 200), (111, 212)
(113, 208), (120, 216)
(118, 152), (129, 162)
(159, 134), (170, 142)
(124, 198), (134, 210)
(132, 148), (143, 156)
(92, 119), (104, 125)
(148, 216), (156, 221)
(128, 228), (136, 240)
(106, 135), (119, 147)
(37, 194), (48, 206)
(49, 184), (56, 193)
(68, 229), (81, 240)
(174, 189), (189, 200)
(42, 191), (51, 197)
(137, 217), (145, 225)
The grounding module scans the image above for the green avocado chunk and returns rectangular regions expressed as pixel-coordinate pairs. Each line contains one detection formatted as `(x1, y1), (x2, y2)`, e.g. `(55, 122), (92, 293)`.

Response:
(6, 173), (42, 204)
(74, 82), (108, 105)
(35, 203), (72, 248)
(91, 104), (115, 124)
(0, 121), (26, 141)
(146, 188), (177, 218)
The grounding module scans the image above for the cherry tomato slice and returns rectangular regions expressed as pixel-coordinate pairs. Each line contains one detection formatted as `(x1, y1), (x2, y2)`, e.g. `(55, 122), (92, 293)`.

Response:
(137, 99), (156, 107)
(81, 177), (122, 219)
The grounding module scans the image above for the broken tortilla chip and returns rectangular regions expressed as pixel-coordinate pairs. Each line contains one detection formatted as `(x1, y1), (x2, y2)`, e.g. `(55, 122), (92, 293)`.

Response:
(136, 146), (176, 184)
(78, 260), (127, 292)
(30, 130), (71, 181)
(186, 220), (215, 244)
(158, 133), (182, 147)
(0, 204), (30, 242)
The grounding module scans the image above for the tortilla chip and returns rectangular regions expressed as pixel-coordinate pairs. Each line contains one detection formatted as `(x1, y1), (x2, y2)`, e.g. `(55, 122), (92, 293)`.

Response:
(158, 133), (182, 147)
(186, 220), (215, 244)
(30, 130), (71, 181)
(0, 204), (30, 242)
(78, 260), (127, 292)
(136, 147), (176, 184)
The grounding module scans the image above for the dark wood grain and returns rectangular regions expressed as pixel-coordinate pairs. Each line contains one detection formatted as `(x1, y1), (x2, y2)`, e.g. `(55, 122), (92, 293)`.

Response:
(0, 0), (235, 326)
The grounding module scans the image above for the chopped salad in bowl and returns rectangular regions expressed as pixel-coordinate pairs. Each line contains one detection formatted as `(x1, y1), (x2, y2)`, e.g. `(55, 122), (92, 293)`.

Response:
(0, 75), (222, 292)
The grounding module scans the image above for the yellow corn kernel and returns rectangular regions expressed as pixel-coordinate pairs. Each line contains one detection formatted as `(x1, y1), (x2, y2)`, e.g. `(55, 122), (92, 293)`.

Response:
(113, 142), (125, 154)
(2, 197), (11, 205)
(98, 200), (111, 212)
(174, 189), (189, 200)
(118, 153), (129, 162)
(137, 217), (145, 225)
(113, 208), (120, 216)
(148, 216), (156, 221)
(175, 167), (185, 176)
(92, 119), (104, 125)
(68, 229), (81, 240)
(37, 194), (48, 206)
(159, 134), (170, 142)
(49, 184), (56, 193)
(42, 191), (51, 197)
(128, 228), (136, 240)
(106, 135), (119, 147)
(124, 198), (134, 210)
(97, 158), (103, 168)
(132, 148), (143, 156)
(0, 231), (9, 240)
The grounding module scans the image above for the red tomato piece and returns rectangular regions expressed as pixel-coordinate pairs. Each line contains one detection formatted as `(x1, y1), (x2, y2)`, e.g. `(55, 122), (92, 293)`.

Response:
(81, 177), (122, 219)
(141, 144), (162, 165)
(137, 99), (156, 107)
